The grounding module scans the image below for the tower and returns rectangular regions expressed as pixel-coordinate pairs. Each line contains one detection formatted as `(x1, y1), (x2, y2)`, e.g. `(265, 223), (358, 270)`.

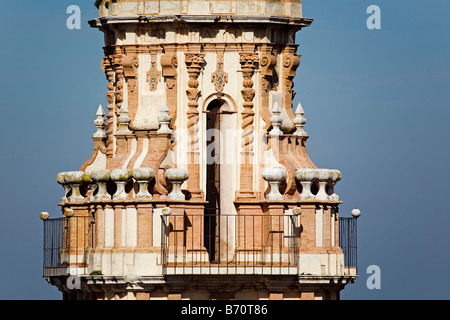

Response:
(42, 0), (359, 300)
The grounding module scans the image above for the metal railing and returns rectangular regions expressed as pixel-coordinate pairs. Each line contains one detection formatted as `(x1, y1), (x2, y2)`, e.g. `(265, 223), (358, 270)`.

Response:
(42, 214), (357, 277)
(43, 216), (94, 277)
(338, 217), (358, 274)
(161, 214), (300, 275)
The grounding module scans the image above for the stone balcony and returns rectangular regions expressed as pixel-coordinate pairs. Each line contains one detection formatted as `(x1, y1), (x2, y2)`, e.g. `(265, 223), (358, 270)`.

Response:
(44, 164), (357, 279)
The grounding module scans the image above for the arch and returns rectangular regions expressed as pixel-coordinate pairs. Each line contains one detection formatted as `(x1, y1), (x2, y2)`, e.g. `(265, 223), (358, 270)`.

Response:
(202, 92), (238, 114)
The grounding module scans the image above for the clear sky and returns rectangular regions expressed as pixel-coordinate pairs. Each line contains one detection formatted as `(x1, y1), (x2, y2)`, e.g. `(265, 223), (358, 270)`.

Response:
(0, 0), (449, 300)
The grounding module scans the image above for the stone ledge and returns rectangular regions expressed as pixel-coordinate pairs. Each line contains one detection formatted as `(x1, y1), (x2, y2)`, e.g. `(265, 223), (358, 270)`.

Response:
(89, 15), (313, 28)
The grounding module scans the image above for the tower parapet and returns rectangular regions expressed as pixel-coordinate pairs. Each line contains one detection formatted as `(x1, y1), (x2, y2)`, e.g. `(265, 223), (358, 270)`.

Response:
(94, 0), (304, 19)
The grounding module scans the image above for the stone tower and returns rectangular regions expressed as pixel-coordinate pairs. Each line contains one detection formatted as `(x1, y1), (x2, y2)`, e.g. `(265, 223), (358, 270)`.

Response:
(41, 0), (359, 300)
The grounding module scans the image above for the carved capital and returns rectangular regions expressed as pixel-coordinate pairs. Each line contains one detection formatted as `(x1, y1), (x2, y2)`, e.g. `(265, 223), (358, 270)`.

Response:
(185, 52), (205, 107)
(185, 53), (206, 77)
(240, 52), (259, 71)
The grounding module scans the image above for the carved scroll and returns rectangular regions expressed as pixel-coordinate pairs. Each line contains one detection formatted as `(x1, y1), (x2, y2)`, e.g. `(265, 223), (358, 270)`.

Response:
(282, 45), (301, 133)
(260, 45), (278, 130)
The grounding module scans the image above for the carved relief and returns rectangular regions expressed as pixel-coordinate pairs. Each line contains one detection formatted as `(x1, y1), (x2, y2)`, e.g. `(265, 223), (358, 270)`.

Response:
(211, 49), (228, 93)
(112, 53), (124, 115)
(146, 52), (161, 92)
(101, 54), (115, 156)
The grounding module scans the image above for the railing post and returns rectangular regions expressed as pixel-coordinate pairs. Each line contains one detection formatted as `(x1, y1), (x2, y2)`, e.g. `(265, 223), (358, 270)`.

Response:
(338, 210), (360, 276)
(161, 207), (171, 273)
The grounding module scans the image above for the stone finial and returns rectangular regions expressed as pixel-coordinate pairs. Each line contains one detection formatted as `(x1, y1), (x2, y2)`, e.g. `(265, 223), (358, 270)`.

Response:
(269, 102), (283, 136)
(64, 208), (74, 218)
(117, 101), (132, 134)
(40, 212), (50, 220)
(292, 207), (302, 216)
(93, 105), (107, 138)
(262, 167), (287, 201)
(157, 101), (172, 134)
(165, 168), (190, 200)
(294, 102), (307, 136)
(132, 167), (155, 200)
(162, 207), (172, 216)
(351, 208), (361, 219)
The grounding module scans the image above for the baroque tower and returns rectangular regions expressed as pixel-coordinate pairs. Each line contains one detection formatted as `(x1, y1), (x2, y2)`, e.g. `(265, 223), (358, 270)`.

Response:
(42, 0), (360, 300)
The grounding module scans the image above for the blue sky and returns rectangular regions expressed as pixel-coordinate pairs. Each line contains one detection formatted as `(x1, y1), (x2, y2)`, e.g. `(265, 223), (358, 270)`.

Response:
(0, 0), (449, 300)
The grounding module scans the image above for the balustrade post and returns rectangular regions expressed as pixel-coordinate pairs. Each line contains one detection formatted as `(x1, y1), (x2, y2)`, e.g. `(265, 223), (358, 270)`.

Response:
(57, 173), (71, 204)
(90, 169), (111, 201)
(111, 169), (132, 200)
(132, 168), (155, 201)
(262, 167), (286, 201)
(165, 168), (189, 201)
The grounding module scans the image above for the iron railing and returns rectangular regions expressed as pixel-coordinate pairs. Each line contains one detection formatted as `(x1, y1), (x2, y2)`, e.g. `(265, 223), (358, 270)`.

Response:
(161, 214), (300, 275)
(338, 217), (358, 274)
(42, 214), (357, 277)
(43, 216), (94, 277)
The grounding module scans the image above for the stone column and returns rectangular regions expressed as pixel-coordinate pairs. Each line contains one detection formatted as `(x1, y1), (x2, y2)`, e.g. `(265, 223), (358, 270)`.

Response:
(237, 47), (259, 200)
(185, 49), (205, 200)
